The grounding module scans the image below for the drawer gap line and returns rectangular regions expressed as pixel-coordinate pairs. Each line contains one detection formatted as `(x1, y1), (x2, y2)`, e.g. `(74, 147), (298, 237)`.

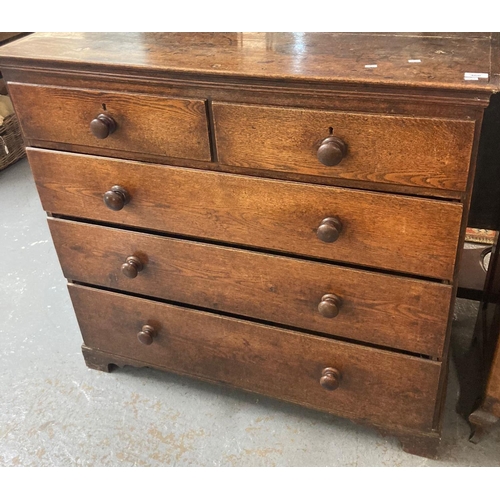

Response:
(71, 280), (435, 361)
(28, 144), (465, 203)
(52, 213), (450, 285)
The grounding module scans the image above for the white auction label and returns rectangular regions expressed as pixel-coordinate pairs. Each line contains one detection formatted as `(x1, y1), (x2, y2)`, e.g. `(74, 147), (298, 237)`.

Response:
(464, 72), (489, 79)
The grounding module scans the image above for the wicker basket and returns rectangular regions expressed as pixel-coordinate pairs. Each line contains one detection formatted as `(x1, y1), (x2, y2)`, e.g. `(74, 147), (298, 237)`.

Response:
(0, 113), (26, 172)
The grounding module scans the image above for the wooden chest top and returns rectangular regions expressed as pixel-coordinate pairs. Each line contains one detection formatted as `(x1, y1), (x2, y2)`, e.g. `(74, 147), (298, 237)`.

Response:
(0, 32), (498, 95)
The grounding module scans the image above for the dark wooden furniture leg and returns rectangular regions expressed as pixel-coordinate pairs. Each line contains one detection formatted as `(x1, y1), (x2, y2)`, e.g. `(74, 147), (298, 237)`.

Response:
(82, 345), (116, 373)
(398, 434), (441, 459)
(456, 229), (500, 443)
(468, 408), (499, 443)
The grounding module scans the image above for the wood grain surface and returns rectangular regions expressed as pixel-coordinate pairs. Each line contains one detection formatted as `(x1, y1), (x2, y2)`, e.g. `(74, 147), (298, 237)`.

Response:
(484, 340), (500, 416)
(49, 218), (452, 356)
(8, 83), (211, 161)
(213, 103), (475, 191)
(68, 283), (442, 431)
(0, 32), (496, 92)
(28, 149), (463, 280)
(2, 32), (493, 450)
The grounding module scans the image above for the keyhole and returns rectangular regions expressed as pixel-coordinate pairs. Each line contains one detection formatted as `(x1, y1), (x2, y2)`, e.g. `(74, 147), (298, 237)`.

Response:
(328, 127), (334, 135)
(102, 103), (107, 111)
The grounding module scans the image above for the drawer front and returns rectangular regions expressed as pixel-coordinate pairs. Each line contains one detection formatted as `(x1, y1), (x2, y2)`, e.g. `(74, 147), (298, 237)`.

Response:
(68, 284), (441, 432)
(49, 218), (452, 356)
(9, 83), (211, 161)
(213, 103), (475, 192)
(29, 149), (463, 280)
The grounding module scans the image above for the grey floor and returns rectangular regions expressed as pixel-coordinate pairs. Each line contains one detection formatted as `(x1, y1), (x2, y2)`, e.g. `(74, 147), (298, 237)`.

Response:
(1, 158), (499, 467)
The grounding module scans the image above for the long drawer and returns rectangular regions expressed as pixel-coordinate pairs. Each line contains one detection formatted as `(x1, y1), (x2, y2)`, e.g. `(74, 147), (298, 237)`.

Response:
(49, 218), (452, 356)
(213, 102), (475, 192)
(68, 284), (442, 432)
(9, 83), (211, 161)
(28, 149), (463, 280)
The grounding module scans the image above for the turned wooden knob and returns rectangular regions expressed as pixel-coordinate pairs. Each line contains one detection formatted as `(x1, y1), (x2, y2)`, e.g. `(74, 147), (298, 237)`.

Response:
(318, 294), (342, 318)
(317, 217), (343, 243)
(121, 256), (144, 279)
(137, 324), (157, 345)
(320, 367), (341, 391)
(103, 185), (130, 211)
(90, 113), (117, 139)
(317, 136), (347, 166)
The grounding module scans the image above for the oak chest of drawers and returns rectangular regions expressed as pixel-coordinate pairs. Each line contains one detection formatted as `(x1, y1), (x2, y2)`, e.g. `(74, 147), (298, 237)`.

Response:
(1, 32), (499, 458)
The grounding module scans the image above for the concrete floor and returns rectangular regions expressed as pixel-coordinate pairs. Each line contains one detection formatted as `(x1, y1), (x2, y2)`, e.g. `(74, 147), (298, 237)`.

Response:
(1, 158), (499, 467)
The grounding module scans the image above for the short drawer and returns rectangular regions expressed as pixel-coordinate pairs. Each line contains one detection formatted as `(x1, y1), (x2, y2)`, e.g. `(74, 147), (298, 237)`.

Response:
(29, 149), (463, 280)
(213, 102), (475, 192)
(8, 83), (211, 161)
(49, 218), (452, 356)
(68, 284), (442, 432)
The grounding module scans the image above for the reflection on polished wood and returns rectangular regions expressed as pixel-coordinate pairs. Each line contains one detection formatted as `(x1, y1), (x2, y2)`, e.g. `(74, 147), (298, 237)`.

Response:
(0, 32), (497, 91)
